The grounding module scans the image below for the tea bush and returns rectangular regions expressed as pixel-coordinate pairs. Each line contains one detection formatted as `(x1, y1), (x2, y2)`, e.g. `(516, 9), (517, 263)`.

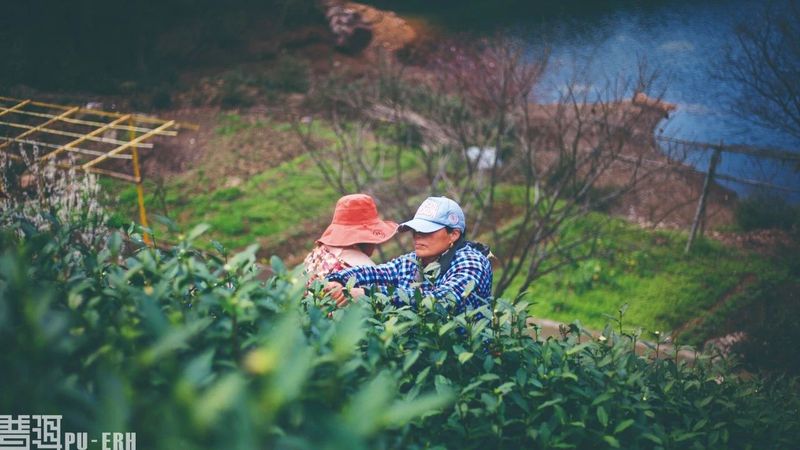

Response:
(1, 209), (799, 449)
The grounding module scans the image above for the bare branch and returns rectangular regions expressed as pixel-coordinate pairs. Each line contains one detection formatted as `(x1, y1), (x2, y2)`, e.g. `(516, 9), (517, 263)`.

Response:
(299, 36), (674, 299)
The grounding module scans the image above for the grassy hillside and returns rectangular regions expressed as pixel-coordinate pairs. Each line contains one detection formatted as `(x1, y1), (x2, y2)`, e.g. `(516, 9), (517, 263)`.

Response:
(508, 217), (795, 345)
(102, 113), (798, 353)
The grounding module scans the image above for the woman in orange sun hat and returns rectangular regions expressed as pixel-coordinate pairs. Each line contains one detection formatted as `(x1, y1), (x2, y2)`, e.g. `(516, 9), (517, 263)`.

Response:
(303, 193), (398, 284)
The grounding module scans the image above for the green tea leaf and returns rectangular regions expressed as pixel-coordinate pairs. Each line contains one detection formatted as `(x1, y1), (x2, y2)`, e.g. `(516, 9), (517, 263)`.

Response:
(461, 280), (476, 299)
(403, 349), (420, 372)
(614, 419), (635, 434)
(344, 371), (396, 436)
(140, 317), (212, 365)
(603, 435), (621, 448)
(439, 321), (457, 336)
(187, 223), (210, 241)
(416, 366), (431, 385)
(641, 433), (662, 444)
(591, 392), (613, 406)
(383, 392), (455, 427)
(566, 341), (594, 356)
(194, 373), (245, 429)
(597, 406), (609, 427)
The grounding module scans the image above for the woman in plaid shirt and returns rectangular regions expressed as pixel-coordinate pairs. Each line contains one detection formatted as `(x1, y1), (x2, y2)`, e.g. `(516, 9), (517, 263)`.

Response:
(325, 196), (493, 312)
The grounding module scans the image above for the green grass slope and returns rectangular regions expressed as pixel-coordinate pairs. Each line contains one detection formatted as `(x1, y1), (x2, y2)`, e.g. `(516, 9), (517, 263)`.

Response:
(103, 115), (796, 350)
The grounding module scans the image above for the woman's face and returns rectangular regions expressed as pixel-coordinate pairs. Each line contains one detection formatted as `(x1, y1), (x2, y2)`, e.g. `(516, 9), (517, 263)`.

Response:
(413, 228), (460, 263)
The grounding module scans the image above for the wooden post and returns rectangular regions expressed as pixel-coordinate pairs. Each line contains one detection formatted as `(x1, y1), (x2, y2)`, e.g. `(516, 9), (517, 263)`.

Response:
(130, 118), (152, 246)
(685, 146), (722, 254)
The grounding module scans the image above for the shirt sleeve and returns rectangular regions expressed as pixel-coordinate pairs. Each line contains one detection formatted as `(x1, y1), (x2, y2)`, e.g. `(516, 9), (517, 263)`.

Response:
(326, 254), (409, 286)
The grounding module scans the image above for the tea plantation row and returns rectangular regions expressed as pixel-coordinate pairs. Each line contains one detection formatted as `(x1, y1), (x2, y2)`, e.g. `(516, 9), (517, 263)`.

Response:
(1, 213), (798, 449)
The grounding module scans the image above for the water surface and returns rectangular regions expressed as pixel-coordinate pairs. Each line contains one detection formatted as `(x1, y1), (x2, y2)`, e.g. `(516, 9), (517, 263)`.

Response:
(373, 0), (800, 200)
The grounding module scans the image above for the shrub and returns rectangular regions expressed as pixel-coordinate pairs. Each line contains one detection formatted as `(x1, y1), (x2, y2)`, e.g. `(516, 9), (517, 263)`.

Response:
(0, 146), (109, 242)
(150, 86), (174, 110)
(263, 54), (311, 94)
(1, 209), (799, 449)
(219, 69), (257, 108)
(734, 193), (799, 232)
(733, 281), (800, 375)
(0, 218), (450, 449)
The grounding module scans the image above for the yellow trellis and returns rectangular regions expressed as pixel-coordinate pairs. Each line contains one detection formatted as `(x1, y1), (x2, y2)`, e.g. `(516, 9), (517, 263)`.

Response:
(0, 95), (193, 244)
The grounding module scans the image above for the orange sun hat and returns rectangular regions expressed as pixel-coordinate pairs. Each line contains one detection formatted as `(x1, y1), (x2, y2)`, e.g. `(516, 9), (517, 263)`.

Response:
(317, 194), (398, 247)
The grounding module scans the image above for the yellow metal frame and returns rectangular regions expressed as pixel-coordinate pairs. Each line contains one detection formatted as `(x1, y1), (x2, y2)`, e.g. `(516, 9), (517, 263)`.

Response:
(0, 96), (193, 245)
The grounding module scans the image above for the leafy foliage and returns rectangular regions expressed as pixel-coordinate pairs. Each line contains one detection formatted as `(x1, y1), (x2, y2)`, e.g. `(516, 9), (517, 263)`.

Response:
(734, 193), (800, 233)
(1, 209), (799, 449)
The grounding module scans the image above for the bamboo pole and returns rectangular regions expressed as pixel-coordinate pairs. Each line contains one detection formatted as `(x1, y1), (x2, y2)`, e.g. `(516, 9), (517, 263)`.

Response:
(0, 98), (187, 223)
(2, 107), (177, 136)
(0, 96), (196, 131)
(0, 119), (153, 147)
(0, 99), (31, 118)
(81, 120), (174, 169)
(712, 172), (800, 193)
(0, 107), (80, 151)
(616, 153), (800, 193)
(1, 137), (132, 160)
(0, 95), (165, 125)
(40, 115), (132, 162)
(129, 118), (152, 245)
(84, 167), (140, 183)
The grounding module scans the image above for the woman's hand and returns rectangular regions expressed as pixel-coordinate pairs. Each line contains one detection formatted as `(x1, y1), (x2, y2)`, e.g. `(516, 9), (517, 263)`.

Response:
(324, 281), (345, 305)
(324, 282), (366, 307)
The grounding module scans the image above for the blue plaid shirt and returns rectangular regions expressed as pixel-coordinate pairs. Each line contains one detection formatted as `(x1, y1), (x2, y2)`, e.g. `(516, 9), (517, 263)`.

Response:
(327, 244), (493, 311)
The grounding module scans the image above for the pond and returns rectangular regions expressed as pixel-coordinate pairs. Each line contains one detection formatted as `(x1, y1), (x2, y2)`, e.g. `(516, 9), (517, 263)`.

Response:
(372, 0), (800, 201)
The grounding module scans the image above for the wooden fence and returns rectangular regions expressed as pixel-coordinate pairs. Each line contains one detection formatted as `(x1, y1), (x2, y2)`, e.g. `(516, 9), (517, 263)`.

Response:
(654, 136), (800, 253)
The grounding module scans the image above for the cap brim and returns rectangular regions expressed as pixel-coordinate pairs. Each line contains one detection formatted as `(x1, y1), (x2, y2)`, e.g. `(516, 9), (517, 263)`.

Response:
(399, 218), (445, 233)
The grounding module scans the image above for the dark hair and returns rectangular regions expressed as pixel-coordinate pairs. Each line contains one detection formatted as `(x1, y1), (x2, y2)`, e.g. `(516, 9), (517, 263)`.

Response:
(356, 243), (375, 254)
(445, 226), (466, 238)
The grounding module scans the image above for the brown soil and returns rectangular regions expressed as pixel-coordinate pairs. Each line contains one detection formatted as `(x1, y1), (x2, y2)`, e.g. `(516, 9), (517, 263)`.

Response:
(347, 2), (418, 55)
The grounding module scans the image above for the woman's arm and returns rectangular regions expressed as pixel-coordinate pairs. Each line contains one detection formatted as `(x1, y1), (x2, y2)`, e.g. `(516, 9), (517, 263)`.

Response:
(325, 254), (414, 306)
(327, 254), (410, 285)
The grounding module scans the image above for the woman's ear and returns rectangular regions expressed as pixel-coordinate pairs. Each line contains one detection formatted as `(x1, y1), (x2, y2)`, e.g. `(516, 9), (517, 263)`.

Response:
(450, 229), (462, 243)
